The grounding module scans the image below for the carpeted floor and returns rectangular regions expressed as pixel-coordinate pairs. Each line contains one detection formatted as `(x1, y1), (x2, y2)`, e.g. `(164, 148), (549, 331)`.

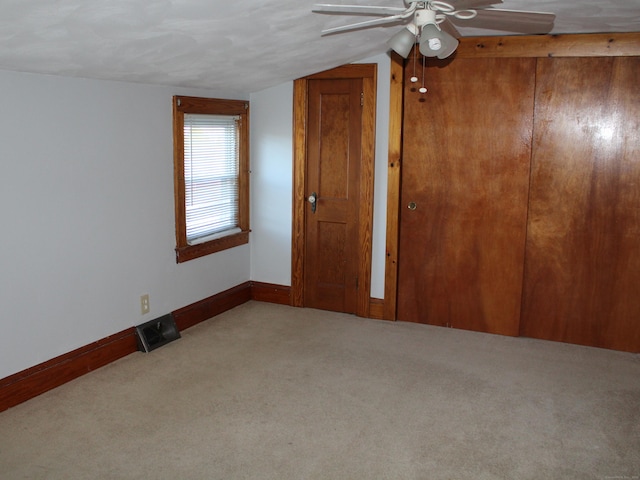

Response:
(1, 301), (639, 479)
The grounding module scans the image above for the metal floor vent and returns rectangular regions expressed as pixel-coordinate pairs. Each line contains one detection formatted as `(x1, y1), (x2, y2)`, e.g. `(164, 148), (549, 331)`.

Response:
(135, 314), (181, 352)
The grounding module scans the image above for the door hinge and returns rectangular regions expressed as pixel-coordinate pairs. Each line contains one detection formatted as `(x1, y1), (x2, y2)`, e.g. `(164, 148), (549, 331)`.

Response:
(360, 92), (364, 107)
(356, 275), (359, 289)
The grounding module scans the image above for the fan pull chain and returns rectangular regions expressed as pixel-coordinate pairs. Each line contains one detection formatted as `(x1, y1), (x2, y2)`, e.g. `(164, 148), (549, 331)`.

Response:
(408, 41), (427, 96)
(419, 56), (427, 94)
(410, 42), (418, 84)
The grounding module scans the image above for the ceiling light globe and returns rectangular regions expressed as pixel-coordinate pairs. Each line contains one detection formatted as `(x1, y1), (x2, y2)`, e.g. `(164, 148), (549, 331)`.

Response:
(419, 23), (445, 57)
(387, 26), (417, 59)
(418, 23), (459, 59)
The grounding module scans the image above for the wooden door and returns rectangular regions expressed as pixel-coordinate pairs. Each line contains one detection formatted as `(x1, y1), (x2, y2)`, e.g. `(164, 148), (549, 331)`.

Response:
(303, 77), (363, 313)
(520, 57), (640, 352)
(396, 56), (536, 336)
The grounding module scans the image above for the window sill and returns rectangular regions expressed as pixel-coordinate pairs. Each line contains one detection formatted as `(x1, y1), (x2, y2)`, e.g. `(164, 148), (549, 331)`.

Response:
(175, 230), (249, 263)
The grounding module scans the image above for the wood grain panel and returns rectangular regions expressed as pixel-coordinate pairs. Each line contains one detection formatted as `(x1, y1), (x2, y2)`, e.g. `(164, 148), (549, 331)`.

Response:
(304, 78), (361, 313)
(397, 56), (535, 336)
(310, 222), (350, 310)
(383, 52), (404, 321)
(318, 89), (350, 199)
(291, 80), (308, 308)
(455, 33), (640, 58)
(369, 298), (385, 320)
(291, 65), (376, 316)
(521, 57), (640, 352)
(357, 74), (376, 318)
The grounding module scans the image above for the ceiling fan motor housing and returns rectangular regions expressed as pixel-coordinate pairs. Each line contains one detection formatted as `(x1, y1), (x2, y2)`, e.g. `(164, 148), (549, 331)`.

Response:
(414, 8), (438, 28)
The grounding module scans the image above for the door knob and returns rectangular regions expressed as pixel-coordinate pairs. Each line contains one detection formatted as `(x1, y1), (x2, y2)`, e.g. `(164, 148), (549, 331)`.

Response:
(308, 192), (317, 213)
(408, 202), (417, 210)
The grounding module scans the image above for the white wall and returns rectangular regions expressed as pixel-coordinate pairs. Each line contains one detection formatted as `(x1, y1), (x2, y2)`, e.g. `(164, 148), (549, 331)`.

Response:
(0, 70), (250, 379)
(249, 82), (294, 285)
(0, 52), (391, 380)
(358, 53), (391, 299)
(249, 53), (391, 298)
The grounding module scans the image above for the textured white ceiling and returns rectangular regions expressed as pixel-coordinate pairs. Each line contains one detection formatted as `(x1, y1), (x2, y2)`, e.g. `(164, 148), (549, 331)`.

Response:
(0, 0), (638, 94)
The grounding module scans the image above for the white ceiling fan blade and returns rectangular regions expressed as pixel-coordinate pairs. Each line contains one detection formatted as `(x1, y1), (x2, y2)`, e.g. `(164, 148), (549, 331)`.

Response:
(451, 8), (555, 34)
(313, 3), (409, 16)
(321, 14), (407, 35)
(447, 0), (503, 9)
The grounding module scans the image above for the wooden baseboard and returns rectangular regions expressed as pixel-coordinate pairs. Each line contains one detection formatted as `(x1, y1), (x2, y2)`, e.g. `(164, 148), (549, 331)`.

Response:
(250, 281), (291, 305)
(0, 328), (137, 412)
(248, 281), (385, 319)
(172, 282), (252, 331)
(0, 282), (255, 412)
(0, 281), (379, 412)
(368, 298), (385, 320)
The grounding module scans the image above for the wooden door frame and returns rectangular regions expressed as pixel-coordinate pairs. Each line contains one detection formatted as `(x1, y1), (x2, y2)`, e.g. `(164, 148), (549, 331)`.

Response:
(291, 64), (377, 317)
(382, 52), (404, 321)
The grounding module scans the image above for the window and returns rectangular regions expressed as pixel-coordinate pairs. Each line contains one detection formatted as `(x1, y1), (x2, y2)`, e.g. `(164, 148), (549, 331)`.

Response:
(173, 96), (249, 262)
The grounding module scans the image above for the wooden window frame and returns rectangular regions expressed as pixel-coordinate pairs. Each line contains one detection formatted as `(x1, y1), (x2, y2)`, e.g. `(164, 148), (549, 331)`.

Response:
(173, 96), (250, 263)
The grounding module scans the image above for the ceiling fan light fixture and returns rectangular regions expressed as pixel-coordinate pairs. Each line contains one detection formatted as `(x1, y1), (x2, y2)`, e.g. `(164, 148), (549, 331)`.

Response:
(436, 33), (458, 59)
(387, 24), (418, 58)
(419, 23), (448, 57)
(420, 23), (459, 58)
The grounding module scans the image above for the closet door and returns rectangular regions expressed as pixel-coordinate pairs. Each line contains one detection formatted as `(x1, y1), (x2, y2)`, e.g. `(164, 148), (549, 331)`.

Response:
(521, 57), (640, 352)
(396, 57), (535, 336)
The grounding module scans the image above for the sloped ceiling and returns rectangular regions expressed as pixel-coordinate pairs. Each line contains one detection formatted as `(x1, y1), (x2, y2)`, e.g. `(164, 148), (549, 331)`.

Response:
(0, 0), (638, 94)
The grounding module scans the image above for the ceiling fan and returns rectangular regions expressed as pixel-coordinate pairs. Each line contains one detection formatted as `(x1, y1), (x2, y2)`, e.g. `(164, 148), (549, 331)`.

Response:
(312, 0), (555, 60)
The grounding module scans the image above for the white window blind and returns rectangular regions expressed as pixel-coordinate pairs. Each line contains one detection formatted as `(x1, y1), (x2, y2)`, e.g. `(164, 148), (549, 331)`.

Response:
(183, 113), (240, 243)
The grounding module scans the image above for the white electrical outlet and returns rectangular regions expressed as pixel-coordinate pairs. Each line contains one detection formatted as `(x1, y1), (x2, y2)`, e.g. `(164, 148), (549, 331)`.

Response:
(140, 294), (150, 315)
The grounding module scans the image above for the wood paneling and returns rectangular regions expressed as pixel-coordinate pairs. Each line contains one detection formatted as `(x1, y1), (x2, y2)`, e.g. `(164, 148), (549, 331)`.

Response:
(383, 52), (404, 321)
(455, 32), (640, 58)
(520, 57), (640, 352)
(291, 80), (308, 308)
(397, 56), (535, 336)
(386, 33), (640, 299)
(358, 73), (376, 317)
(385, 34), (640, 350)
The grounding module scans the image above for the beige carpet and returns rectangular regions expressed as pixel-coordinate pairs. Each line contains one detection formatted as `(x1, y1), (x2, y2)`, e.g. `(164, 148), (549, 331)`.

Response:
(1, 301), (639, 479)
